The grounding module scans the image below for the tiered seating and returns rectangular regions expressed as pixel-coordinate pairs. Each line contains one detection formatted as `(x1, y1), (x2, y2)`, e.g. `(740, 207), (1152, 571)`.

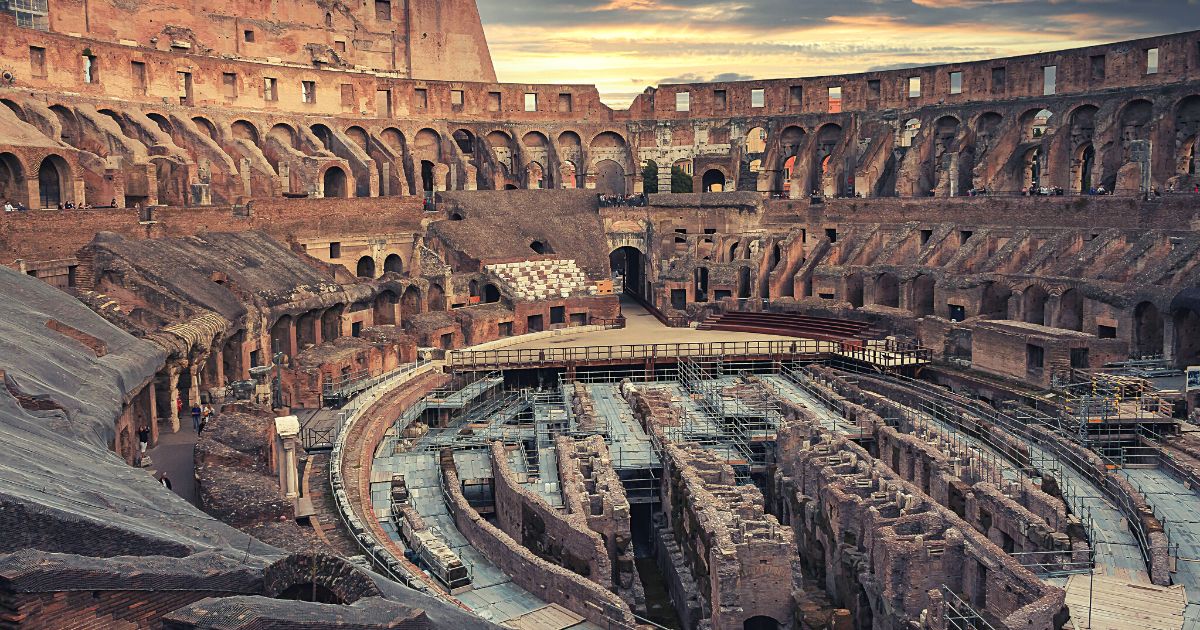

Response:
(485, 259), (591, 301)
(697, 311), (878, 342)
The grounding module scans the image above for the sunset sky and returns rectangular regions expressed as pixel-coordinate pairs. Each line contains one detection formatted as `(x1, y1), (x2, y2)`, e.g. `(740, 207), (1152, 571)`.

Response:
(475, 0), (1200, 108)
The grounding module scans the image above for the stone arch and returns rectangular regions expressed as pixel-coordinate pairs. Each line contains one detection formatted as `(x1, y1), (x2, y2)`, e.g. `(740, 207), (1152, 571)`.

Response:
(1025, 108), (1053, 142)
(560, 160), (578, 188)
(321, 304), (345, 341)
(356, 255), (375, 278)
(522, 131), (549, 148)
(49, 104), (80, 145)
(231, 120), (260, 145)
(874, 272), (899, 307)
(701, 169), (726, 192)
(594, 159), (625, 195)
(525, 161), (545, 189)
(270, 315), (293, 356)
(380, 127), (406, 153)
(37, 154), (71, 208)
(269, 123), (298, 149)
(912, 274), (935, 317)
(813, 123), (843, 196)
(1, 98), (26, 122)
(262, 554), (383, 605)
(310, 123), (335, 152)
(383, 254), (404, 274)
(1173, 95), (1200, 177)
(1057, 288), (1083, 331)
(483, 283), (501, 303)
(401, 285), (422, 319)
(743, 616), (780, 630)
(610, 246), (645, 298)
(1067, 104), (1100, 192)
(746, 126), (767, 153)
(191, 116), (219, 142)
(1133, 301), (1163, 358)
(344, 126), (369, 150)
(589, 131), (631, 179)
(149, 155), (186, 206)
(145, 112), (174, 137)
(452, 129), (476, 154)
(413, 128), (442, 160)
(1022, 284), (1049, 326)
(322, 165), (348, 198)
(427, 283), (446, 311)
(558, 130), (582, 148)
(374, 289), (398, 325)
(0, 152), (27, 207)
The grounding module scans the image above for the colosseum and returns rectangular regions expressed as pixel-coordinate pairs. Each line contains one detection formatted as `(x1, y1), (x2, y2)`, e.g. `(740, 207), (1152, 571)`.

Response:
(1, 0), (1200, 628)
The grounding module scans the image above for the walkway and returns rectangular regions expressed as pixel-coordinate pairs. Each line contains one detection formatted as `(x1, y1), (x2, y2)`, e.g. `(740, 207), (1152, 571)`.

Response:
(1121, 467), (1200, 627)
(145, 424), (199, 507)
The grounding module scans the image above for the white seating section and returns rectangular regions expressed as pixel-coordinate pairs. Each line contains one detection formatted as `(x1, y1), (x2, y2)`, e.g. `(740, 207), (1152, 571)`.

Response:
(486, 259), (593, 302)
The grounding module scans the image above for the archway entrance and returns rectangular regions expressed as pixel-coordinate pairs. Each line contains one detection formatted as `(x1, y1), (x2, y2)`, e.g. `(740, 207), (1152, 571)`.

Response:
(383, 254), (403, 274)
(421, 160), (435, 192)
(875, 273), (900, 308)
(595, 160), (625, 196)
(323, 166), (347, 198)
(1133, 301), (1163, 358)
(1173, 308), (1200, 368)
(702, 169), (726, 192)
(356, 256), (375, 278)
(1023, 285), (1049, 326)
(744, 616), (780, 630)
(610, 246), (644, 299)
(1057, 289), (1083, 331)
(0, 153), (26, 207)
(38, 156), (67, 208)
(913, 275), (935, 317)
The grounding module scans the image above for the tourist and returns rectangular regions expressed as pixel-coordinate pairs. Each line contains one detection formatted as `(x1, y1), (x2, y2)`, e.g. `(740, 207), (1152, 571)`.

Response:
(138, 425), (150, 455)
(3, 200), (12, 212)
(109, 198), (117, 208)
(191, 404), (203, 433)
(158, 472), (172, 490)
(201, 404), (214, 433)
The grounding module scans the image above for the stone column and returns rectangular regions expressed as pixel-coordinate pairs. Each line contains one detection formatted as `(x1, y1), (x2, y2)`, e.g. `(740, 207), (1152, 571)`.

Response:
(167, 365), (181, 433)
(1045, 294), (1062, 328)
(1164, 316), (1176, 363)
(286, 317), (299, 360)
(189, 365), (201, 407)
(658, 163), (673, 195)
(274, 415), (301, 499)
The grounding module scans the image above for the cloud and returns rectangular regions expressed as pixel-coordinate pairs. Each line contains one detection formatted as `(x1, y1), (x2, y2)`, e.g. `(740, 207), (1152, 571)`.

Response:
(475, 0), (1200, 106)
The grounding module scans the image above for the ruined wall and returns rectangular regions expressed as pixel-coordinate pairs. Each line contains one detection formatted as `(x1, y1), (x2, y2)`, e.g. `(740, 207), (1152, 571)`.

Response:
(439, 449), (636, 629)
(555, 435), (644, 609)
(488, 441), (613, 589)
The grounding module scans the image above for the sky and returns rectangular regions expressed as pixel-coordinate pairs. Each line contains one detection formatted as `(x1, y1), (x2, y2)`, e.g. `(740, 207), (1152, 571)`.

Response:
(475, 0), (1200, 108)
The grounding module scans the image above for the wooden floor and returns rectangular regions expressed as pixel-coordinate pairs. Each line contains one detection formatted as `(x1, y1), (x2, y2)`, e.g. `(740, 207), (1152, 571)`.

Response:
(1065, 573), (1187, 630)
(505, 603), (590, 630)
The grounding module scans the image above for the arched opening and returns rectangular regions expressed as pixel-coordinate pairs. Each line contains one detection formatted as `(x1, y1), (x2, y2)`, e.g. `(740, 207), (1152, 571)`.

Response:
(192, 117), (219, 142)
(1023, 285), (1049, 326)
(694, 266), (709, 302)
(1077, 145), (1095, 192)
(420, 160), (435, 192)
(277, 582), (344, 604)
(1133, 301), (1163, 358)
(746, 127), (767, 153)
(311, 124), (334, 152)
(383, 254), (403, 274)
(483, 283), (501, 303)
(344, 126), (368, 151)
(401, 285), (422, 319)
(232, 120), (260, 145)
(1173, 308), (1200, 368)
(561, 161), (577, 189)
(37, 155), (69, 208)
(846, 273), (864, 307)
(0, 152), (27, 207)
(1028, 109), (1053, 141)
(323, 166), (348, 198)
(743, 616), (780, 630)
(610, 246), (644, 298)
(701, 169), (726, 192)
(813, 124), (843, 196)
(875, 273), (900, 308)
(526, 161), (545, 189)
(427, 283), (446, 311)
(595, 159), (625, 195)
(980, 282), (1011, 319)
(1024, 147), (1043, 190)
(374, 290), (398, 325)
(452, 129), (475, 154)
(356, 256), (375, 278)
(321, 305), (345, 341)
(913, 275), (935, 317)
(530, 240), (553, 255)
(270, 315), (293, 356)
(449, 212), (464, 221)
(642, 159), (660, 194)
(1057, 288), (1083, 331)
(1174, 96), (1200, 178)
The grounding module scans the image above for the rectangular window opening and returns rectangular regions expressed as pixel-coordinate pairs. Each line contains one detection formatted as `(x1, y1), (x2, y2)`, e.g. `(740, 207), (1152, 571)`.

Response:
(29, 46), (46, 78)
(751, 88), (765, 108)
(1043, 65), (1057, 95)
(82, 55), (97, 84)
(825, 228), (837, 243)
(375, 0), (391, 21)
(991, 66), (1006, 94)
(557, 92), (573, 112)
(1091, 54), (1106, 81)
(867, 79), (881, 99)
(789, 85), (803, 108)
(243, 30), (255, 42)
(949, 71), (962, 95)
(301, 80), (316, 104)
(414, 88), (428, 109)
(450, 89), (464, 106)
(487, 91), (501, 112)
(1147, 48), (1159, 74)
(714, 89), (728, 110)
(177, 71), (193, 106)
(524, 92), (538, 112)
(1026, 344), (1045, 372)
(675, 91), (690, 112)
(340, 83), (354, 109)
(130, 61), (146, 93)
(827, 86), (842, 113)
(263, 77), (278, 102)
(333, 40), (346, 53)
(329, 242), (341, 259)
(908, 76), (921, 98)
(375, 89), (391, 117)
(221, 72), (237, 99)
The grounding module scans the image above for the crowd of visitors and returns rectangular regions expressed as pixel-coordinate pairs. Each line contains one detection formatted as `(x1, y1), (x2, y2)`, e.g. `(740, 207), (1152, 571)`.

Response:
(597, 193), (648, 207)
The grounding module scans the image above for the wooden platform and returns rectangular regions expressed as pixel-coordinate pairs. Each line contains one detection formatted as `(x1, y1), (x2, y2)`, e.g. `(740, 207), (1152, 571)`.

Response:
(1064, 573), (1186, 630)
(504, 603), (588, 630)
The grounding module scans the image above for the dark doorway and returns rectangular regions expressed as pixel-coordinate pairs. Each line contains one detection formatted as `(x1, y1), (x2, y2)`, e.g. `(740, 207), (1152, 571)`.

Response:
(323, 166), (347, 198)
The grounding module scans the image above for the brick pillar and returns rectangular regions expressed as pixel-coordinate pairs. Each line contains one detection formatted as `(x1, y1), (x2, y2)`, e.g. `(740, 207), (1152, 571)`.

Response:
(658, 163), (672, 195)
(312, 311), (324, 347)
(1164, 317), (1176, 363)
(213, 348), (225, 389)
(1045, 294), (1062, 328)
(286, 317), (299, 360)
(189, 365), (201, 408)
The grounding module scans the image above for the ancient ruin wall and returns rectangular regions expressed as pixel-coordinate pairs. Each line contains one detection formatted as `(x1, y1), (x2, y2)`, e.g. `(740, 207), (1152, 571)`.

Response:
(439, 449), (635, 629)
(488, 441), (613, 589)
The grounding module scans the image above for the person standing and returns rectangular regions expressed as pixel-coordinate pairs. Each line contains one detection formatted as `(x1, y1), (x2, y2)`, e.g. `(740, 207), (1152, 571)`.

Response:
(137, 426), (150, 456)
(200, 404), (214, 434)
(191, 404), (202, 433)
